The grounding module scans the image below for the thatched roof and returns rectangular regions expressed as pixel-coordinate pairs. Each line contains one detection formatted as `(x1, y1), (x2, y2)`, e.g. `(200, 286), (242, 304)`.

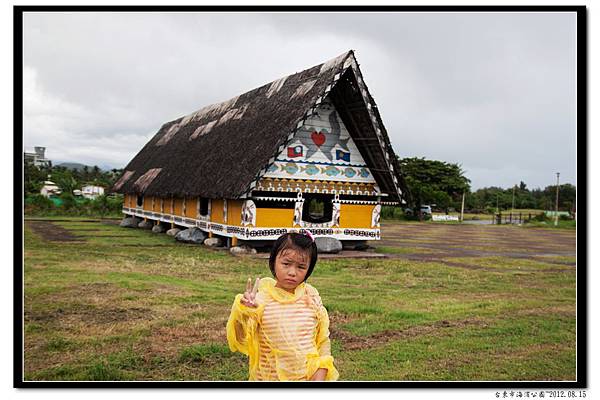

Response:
(112, 50), (406, 202)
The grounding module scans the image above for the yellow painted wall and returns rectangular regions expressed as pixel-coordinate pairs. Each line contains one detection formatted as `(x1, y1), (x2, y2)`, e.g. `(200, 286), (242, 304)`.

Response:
(339, 204), (373, 228)
(256, 208), (294, 227)
(228, 200), (243, 226)
(173, 198), (183, 216)
(212, 199), (224, 223)
(168, 196), (175, 214)
(184, 197), (198, 218)
(143, 196), (153, 211)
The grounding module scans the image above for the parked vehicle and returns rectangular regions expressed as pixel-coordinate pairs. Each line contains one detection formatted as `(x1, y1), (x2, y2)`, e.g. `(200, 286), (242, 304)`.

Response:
(404, 205), (432, 217)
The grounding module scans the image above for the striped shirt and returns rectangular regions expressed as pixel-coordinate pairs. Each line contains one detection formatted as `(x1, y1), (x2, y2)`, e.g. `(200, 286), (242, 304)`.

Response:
(226, 277), (337, 381)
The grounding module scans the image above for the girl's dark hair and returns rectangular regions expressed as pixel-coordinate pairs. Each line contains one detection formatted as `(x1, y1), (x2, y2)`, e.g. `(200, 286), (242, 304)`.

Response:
(269, 232), (318, 282)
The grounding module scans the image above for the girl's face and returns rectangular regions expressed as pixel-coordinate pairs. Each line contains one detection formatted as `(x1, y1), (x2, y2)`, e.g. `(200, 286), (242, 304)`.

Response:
(273, 248), (310, 293)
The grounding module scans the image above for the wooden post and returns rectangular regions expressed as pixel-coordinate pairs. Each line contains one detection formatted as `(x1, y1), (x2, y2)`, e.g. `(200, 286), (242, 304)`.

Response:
(231, 236), (238, 247)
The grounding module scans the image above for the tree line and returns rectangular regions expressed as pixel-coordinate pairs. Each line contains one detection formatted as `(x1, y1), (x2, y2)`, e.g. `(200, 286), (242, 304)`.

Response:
(398, 157), (576, 214)
(24, 161), (124, 216)
(24, 157), (576, 217)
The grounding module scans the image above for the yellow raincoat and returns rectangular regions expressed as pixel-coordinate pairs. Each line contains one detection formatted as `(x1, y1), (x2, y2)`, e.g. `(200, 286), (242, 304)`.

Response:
(226, 277), (339, 381)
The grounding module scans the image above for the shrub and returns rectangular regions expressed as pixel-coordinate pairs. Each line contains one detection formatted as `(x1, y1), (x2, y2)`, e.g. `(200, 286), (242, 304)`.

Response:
(59, 193), (77, 212)
(533, 213), (549, 222)
(25, 194), (53, 212)
(485, 206), (497, 214)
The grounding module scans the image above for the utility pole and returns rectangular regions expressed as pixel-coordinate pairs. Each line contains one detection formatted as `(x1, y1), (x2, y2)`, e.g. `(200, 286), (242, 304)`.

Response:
(554, 172), (560, 226)
(496, 193), (499, 213)
(460, 192), (465, 222)
(511, 184), (516, 214)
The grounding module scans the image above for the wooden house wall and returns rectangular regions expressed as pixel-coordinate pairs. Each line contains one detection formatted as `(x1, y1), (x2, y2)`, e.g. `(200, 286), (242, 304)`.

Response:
(262, 98), (377, 184)
(173, 198), (183, 216)
(256, 208), (294, 227)
(227, 200), (243, 226)
(184, 197), (197, 218)
(339, 204), (373, 228)
(211, 199), (224, 223)
(143, 196), (153, 211)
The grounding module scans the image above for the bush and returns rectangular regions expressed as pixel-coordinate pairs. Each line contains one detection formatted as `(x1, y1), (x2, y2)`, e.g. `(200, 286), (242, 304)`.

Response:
(59, 193), (77, 212)
(25, 194), (53, 213)
(381, 206), (412, 221)
(532, 213), (549, 222)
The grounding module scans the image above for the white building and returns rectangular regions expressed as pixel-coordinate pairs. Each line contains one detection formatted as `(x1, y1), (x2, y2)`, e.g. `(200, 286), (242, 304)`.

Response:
(24, 147), (51, 167)
(40, 181), (61, 197)
(81, 185), (105, 199)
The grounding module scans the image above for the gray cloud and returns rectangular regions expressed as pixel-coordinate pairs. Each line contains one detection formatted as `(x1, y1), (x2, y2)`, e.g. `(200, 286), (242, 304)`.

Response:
(23, 11), (577, 189)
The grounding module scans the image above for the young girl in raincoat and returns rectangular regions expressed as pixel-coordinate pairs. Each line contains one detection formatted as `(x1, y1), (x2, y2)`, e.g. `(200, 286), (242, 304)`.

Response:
(226, 232), (339, 381)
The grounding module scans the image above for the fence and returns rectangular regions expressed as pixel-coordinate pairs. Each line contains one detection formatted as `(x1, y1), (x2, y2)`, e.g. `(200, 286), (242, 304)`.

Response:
(492, 212), (538, 225)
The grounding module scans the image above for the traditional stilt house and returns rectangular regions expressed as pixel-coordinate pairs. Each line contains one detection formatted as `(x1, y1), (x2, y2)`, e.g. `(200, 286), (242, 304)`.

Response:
(112, 50), (406, 246)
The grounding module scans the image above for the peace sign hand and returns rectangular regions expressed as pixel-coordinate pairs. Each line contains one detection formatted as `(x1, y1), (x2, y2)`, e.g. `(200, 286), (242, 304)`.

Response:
(241, 277), (260, 308)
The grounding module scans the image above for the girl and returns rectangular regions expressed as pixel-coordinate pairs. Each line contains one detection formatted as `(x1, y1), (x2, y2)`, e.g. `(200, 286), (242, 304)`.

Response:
(226, 232), (339, 381)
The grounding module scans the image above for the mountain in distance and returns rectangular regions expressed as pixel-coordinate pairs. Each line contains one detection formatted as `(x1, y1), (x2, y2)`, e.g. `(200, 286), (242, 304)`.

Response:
(54, 161), (120, 171)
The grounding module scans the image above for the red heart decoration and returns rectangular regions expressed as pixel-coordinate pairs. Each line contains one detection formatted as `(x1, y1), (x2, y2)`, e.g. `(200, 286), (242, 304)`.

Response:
(311, 131), (326, 147)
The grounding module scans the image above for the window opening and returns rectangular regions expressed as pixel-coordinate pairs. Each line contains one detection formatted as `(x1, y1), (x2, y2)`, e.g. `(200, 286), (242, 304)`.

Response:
(302, 194), (333, 223)
(199, 198), (210, 217)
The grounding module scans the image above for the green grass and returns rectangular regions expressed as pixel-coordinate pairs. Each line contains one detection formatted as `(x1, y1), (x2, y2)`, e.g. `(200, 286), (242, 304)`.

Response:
(23, 218), (577, 381)
(525, 220), (576, 230)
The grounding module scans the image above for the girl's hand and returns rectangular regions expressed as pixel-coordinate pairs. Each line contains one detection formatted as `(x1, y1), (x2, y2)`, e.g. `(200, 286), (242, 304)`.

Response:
(310, 368), (327, 381)
(241, 277), (260, 308)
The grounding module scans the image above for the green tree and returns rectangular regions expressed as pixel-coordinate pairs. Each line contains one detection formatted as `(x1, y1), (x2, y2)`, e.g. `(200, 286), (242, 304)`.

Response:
(24, 160), (47, 196)
(399, 157), (471, 215)
(52, 169), (78, 195)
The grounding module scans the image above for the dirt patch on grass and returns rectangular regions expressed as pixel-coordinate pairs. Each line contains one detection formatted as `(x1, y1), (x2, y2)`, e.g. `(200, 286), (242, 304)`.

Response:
(26, 221), (83, 242)
(144, 315), (229, 358)
(512, 305), (576, 318)
(331, 317), (488, 351)
(373, 222), (576, 273)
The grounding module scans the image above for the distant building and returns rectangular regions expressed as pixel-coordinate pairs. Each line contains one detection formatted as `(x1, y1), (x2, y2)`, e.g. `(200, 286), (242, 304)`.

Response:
(81, 185), (105, 199)
(40, 180), (61, 197)
(24, 147), (51, 167)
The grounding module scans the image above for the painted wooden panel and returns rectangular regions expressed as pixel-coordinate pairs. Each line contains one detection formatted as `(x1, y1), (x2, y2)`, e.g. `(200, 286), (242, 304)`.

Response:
(339, 204), (373, 228)
(256, 178), (379, 196)
(227, 200), (243, 226)
(143, 196), (153, 211)
(211, 199), (224, 223)
(263, 97), (376, 183)
(173, 198), (183, 216)
(184, 197), (197, 218)
(256, 208), (294, 228)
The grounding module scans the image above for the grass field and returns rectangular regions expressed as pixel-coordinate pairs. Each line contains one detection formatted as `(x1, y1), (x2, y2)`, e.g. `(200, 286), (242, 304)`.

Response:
(23, 218), (577, 381)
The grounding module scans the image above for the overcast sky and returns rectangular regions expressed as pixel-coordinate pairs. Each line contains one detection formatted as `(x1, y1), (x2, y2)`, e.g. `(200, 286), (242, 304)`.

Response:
(22, 11), (577, 190)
